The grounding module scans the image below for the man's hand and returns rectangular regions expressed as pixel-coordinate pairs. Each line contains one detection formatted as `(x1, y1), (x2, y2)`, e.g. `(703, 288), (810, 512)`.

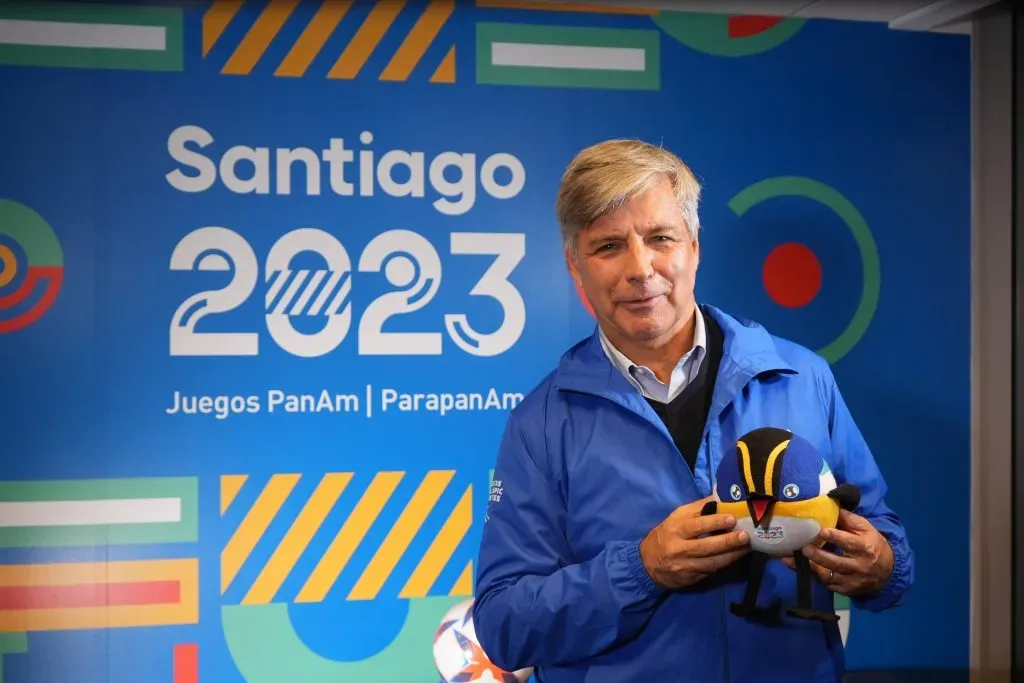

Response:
(782, 509), (894, 596)
(639, 497), (750, 590)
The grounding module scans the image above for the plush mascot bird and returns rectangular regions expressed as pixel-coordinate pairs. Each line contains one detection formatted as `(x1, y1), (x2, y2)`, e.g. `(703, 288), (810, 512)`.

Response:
(703, 426), (860, 622)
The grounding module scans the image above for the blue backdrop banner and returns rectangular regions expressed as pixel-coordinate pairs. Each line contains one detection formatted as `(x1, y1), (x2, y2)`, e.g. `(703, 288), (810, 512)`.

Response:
(0, 1), (970, 681)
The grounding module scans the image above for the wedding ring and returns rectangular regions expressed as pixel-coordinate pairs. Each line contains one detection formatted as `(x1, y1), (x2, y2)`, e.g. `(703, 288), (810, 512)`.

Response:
(828, 570), (834, 582)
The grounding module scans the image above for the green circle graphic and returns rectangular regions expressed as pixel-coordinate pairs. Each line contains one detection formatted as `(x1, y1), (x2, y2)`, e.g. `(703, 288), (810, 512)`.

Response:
(728, 177), (881, 364)
(0, 199), (63, 267)
(653, 12), (807, 57)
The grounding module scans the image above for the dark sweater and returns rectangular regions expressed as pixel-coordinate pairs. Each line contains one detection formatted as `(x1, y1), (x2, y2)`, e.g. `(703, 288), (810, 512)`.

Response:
(644, 311), (724, 472)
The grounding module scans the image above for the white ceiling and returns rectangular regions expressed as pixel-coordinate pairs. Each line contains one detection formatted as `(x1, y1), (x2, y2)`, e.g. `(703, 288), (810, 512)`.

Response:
(560, 0), (1009, 34)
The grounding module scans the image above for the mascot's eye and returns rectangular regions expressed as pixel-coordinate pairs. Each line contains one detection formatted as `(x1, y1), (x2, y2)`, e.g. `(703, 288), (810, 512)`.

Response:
(729, 484), (742, 501)
(782, 483), (800, 499)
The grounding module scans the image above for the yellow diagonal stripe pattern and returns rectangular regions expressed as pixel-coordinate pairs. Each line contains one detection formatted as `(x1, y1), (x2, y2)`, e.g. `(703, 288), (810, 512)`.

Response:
(430, 45), (455, 84)
(221, 474), (248, 516)
(295, 471), (404, 603)
(208, 0), (455, 83)
(380, 0), (454, 82)
(203, 0), (244, 57)
(223, 0), (301, 76)
(399, 483), (471, 598)
(348, 470), (455, 601)
(451, 559), (474, 596)
(276, 0), (352, 77)
(328, 0), (404, 80)
(242, 472), (352, 605)
(221, 473), (300, 594)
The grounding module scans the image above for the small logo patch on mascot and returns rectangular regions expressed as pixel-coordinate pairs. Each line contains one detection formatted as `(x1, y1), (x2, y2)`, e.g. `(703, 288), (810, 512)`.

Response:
(755, 525), (785, 543)
(783, 483), (799, 499)
(730, 484), (742, 500)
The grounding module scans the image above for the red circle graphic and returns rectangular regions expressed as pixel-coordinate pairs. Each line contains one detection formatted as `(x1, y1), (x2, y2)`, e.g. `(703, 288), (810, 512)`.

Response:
(763, 242), (822, 308)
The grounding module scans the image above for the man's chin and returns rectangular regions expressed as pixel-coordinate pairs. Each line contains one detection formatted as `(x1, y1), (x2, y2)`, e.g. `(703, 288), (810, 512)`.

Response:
(616, 318), (669, 342)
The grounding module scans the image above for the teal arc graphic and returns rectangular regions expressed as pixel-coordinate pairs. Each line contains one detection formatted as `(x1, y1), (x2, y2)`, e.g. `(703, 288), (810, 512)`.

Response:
(652, 12), (807, 57)
(0, 199), (62, 267)
(728, 177), (881, 365)
(223, 596), (464, 682)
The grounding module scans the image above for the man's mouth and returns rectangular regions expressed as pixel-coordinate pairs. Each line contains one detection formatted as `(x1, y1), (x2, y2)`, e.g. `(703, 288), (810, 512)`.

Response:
(620, 294), (662, 306)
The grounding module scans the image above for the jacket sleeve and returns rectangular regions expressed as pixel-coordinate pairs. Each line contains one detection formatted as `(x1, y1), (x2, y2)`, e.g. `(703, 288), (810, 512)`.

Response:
(471, 406), (666, 672)
(821, 367), (915, 612)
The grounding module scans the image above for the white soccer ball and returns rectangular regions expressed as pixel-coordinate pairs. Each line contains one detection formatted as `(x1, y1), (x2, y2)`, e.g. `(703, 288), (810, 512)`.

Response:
(433, 599), (533, 683)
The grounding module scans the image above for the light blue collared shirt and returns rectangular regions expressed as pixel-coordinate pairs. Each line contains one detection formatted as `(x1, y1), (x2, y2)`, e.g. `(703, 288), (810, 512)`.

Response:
(598, 307), (707, 404)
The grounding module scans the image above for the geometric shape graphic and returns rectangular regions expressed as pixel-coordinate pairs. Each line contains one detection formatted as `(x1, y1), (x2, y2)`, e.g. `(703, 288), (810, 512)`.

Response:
(475, 0), (657, 15)
(0, 632), (27, 683)
(652, 12), (806, 57)
(0, 200), (63, 334)
(728, 177), (880, 364)
(398, 484), (472, 600)
(204, 0), (456, 83)
(222, 597), (463, 683)
(0, 477), (198, 548)
(242, 473), (351, 605)
(174, 643), (198, 683)
(221, 473), (301, 595)
(272, 0), (351, 75)
(0, 559), (199, 631)
(378, 0), (454, 82)
(835, 593), (851, 647)
(220, 474), (248, 516)
(763, 242), (822, 308)
(449, 560), (474, 597)
(221, 471), (473, 605)
(348, 470), (456, 601)
(0, 1), (183, 71)
(476, 22), (660, 90)
(430, 46), (456, 84)
(295, 471), (403, 604)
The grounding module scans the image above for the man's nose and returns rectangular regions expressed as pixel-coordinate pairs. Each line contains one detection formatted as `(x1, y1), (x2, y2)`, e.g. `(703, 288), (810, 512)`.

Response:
(623, 240), (654, 282)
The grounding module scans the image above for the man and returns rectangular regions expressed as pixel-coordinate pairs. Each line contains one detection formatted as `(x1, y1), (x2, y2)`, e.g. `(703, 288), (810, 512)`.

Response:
(471, 139), (913, 682)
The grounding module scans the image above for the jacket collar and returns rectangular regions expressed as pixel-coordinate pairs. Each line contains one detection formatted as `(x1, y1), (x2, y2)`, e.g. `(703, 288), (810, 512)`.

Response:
(552, 304), (798, 415)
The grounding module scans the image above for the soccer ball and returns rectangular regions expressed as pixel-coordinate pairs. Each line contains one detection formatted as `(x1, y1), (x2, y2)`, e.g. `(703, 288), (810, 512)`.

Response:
(433, 599), (533, 683)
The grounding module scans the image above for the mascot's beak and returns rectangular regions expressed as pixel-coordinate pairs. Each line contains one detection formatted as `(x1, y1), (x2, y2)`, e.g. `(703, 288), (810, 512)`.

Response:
(747, 495), (775, 528)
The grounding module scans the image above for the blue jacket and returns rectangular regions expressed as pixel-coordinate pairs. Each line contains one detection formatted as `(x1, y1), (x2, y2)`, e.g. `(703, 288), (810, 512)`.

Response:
(473, 305), (914, 683)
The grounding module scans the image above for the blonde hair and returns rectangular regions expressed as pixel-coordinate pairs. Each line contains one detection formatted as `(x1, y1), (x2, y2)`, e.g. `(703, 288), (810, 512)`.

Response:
(555, 139), (702, 254)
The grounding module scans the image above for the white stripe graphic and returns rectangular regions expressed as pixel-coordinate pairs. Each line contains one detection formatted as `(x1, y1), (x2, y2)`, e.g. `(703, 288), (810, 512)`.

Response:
(0, 18), (167, 51)
(0, 498), (182, 527)
(274, 269), (310, 315)
(309, 271), (343, 315)
(291, 270), (327, 315)
(491, 42), (645, 71)
(327, 277), (353, 316)
(265, 269), (288, 309)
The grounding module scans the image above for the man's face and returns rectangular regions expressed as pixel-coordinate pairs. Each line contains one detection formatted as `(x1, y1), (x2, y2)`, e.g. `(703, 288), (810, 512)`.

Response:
(566, 177), (699, 348)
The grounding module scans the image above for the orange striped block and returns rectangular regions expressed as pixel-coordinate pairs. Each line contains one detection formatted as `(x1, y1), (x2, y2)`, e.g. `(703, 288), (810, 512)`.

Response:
(203, 0), (456, 83)
(0, 559), (198, 632)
